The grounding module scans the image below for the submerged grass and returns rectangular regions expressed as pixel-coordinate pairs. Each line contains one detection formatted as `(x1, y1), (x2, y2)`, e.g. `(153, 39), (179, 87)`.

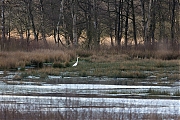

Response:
(0, 107), (179, 120)
(0, 98), (179, 120)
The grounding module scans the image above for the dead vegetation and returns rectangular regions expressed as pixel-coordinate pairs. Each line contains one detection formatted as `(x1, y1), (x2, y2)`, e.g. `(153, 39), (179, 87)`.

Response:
(0, 103), (179, 120)
(0, 46), (179, 70)
(0, 49), (76, 69)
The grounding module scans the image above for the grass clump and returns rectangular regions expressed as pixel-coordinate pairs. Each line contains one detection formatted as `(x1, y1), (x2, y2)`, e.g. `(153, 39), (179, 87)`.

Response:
(64, 61), (70, 67)
(53, 62), (65, 68)
(21, 72), (30, 78)
(53, 61), (71, 68)
(31, 60), (43, 68)
(108, 91), (119, 94)
(121, 71), (147, 78)
(79, 71), (87, 77)
(148, 89), (169, 95)
(20, 68), (61, 79)
(128, 49), (180, 60)
(76, 49), (93, 57)
(174, 90), (180, 96)
(36, 68), (61, 76)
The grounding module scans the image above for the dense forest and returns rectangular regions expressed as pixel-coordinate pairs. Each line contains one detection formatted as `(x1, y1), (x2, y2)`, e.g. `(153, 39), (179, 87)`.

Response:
(0, 0), (179, 51)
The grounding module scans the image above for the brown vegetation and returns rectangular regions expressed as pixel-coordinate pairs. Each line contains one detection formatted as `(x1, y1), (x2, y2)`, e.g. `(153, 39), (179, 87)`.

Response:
(0, 45), (179, 70)
(0, 48), (76, 69)
(0, 105), (179, 120)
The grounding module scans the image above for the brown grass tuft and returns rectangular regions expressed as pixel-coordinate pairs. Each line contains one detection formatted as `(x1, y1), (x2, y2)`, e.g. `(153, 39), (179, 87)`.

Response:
(0, 49), (76, 69)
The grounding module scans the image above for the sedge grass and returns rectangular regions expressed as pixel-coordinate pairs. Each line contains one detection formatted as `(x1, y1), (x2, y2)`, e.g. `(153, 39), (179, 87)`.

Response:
(148, 88), (170, 95)
(20, 58), (179, 81)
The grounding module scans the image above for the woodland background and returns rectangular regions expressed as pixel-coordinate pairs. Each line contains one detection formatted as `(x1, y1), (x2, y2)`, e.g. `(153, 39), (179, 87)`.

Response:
(0, 0), (179, 51)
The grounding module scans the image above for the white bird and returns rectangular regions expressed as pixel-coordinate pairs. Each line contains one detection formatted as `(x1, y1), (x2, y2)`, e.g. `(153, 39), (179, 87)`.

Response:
(72, 56), (79, 67)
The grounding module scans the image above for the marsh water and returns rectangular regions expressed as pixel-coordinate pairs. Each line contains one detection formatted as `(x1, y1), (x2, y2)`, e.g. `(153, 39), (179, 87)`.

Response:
(0, 70), (179, 118)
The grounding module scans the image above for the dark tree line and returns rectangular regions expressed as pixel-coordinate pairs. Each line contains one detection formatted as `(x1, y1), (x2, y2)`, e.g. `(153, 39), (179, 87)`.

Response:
(0, 0), (179, 50)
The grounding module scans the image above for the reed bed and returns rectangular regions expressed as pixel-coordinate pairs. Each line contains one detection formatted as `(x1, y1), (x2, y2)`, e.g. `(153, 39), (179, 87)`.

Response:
(0, 49), (76, 69)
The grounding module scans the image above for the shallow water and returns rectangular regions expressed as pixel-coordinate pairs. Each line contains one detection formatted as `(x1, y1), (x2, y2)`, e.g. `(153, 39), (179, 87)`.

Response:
(0, 71), (180, 116)
(0, 95), (179, 115)
(0, 81), (179, 97)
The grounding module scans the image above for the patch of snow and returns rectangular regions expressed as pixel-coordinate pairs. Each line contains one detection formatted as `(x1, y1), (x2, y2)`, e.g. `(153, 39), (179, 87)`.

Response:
(148, 75), (157, 79)
(48, 75), (62, 79)
(160, 77), (168, 80)
(0, 71), (4, 75)
(26, 76), (40, 79)
(3, 75), (14, 79)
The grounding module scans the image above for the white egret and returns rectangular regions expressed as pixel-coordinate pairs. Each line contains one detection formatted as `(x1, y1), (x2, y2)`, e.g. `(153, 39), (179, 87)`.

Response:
(72, 56), (79, 67)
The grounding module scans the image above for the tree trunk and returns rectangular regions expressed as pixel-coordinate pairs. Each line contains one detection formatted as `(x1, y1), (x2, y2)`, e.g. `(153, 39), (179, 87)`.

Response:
(86, 0), (92, 49)
(93, 0), (100, 48)
(71, 0), (78, 47)
(115, 0), (123, 47)
(87, 14), (92, 49)
(150, 0), (156, 47)
(157, 1), (163, 44)
(140, 0), (147, 46)
(131, 0), (137, 47)
(1, 0), (6, 50)
(170, 0), (176, 47)
(140, 0), (154, 48)
(124, 0), (130, 48)
(39, 0), (48, 46)
(55, 0), (66, 47)
(26, 28), (30, 51)
(107, 0), (114, 47)
(28, 0), (38, 42)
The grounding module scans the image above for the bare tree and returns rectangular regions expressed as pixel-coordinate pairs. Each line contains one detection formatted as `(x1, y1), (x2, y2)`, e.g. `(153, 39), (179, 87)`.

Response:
(170, 0), (176, 47)
(39, 0), (47, 45)
(92, 0), (100, 48)
(107, 0), (114, 47)
(131, 0), (137, 47)
(124, 0), (130, 48)
(115, 0), (124, 47)
(71, 0), (78, 47)
(27, 0), (38, 41)
(1, 0), (6, 50)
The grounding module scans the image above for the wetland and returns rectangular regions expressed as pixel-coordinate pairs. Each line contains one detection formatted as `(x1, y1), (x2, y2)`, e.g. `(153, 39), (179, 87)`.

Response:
(0, 49), (179, 119)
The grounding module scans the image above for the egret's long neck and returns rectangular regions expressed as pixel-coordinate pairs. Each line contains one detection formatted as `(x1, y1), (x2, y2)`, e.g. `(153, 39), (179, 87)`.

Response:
(77, 57), (79, 62)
